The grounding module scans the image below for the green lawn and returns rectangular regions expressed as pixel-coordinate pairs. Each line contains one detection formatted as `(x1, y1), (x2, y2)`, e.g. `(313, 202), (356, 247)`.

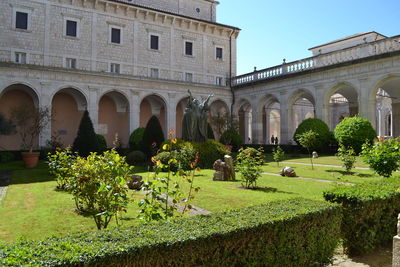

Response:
(265, 154), (369, 168)
(0, 156), (375, 242)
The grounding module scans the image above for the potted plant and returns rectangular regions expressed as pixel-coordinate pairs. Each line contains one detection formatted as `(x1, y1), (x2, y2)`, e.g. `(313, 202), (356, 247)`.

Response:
(10, 105), (50, 168)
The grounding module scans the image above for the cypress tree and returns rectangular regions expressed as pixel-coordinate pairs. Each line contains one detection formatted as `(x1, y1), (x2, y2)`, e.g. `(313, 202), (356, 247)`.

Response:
(73, 110), (100, 157)
(141, 115), (164, 157)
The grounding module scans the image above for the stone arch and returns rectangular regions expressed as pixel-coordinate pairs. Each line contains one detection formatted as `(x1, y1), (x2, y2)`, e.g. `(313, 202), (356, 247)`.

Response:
(235, 98), (252, 144)
(140, 94), (167, 136)
(288, 89), (315, 140)
(325, 81), (359, 130)
(51, 87), (88, 147)
(257, 94), (280, 144)
(371, 74), (400, 137)
(98, 90), (130, 147)
(0, 83), (40, 150)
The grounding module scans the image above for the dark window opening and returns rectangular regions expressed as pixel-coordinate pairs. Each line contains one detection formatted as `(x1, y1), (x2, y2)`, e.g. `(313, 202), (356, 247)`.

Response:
(185, 42), (193, 56)
(66, 20), (77, 37)
(216, 47), (223, 60)
(16, 12), (28, 30)
(150, 35), (159, 50)
(111, 28), (121, 44)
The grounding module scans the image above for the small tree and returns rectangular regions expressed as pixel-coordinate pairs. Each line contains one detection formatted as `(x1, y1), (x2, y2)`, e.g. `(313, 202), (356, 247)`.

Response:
(72, 110), (100, 157)
(296, 130), (319, 170)
(236, 147), (264, 189)
(361, 138), (400, 178)
(293, 118), (331, 152)
(272, 145), (286, 166)
(209, 113), (239, 139)
(10, 106), (50, 152)
(336, 145), (356, 173)
(141, 116), (164, 157)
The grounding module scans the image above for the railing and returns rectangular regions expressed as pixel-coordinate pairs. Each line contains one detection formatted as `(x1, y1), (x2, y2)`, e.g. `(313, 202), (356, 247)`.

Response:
(232, 36), (400, 87)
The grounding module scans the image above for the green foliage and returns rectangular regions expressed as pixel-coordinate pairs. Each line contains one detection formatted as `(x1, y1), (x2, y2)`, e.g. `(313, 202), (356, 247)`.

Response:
(293, 118), (331, 151)
(219, 129), (243, 152)
(191, 139), (230, 169)
(236, 147), (264, 188)
(72, 110), (100, 157)
(272, 145), (286, 166)
(324, 178), (400, 255)
(336, 145), (357, 173)
(129, 127), (145, 151)
(334, 116), (376, 154)
(47, 148), (77, 190)
(141, 116), (165, 157)
(126, 150), (146, 166)
(296, 130), (319, 169)
(0, 113), (15, 135)
(361, 138), (400, 178)
(139, 139), (199, 222)
(69, 150), (134, 229)
(0, 198), (341, 267)
(207, 123), (215, 140)
(158, 139), (195, 171)
(0, 152), (15, 163)
(96, 134), (107, 151)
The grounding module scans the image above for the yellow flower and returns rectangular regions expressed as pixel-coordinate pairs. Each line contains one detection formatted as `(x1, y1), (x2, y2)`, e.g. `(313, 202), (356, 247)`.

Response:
(163, 144), (169, 150)
(171, 138), (177, 144)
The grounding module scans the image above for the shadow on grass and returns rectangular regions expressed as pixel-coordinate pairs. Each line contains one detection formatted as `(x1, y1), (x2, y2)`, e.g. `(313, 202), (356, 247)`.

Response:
(325, 169), (373, 178)
(239, 186), (297, 195)
(9, 168), (55, 185)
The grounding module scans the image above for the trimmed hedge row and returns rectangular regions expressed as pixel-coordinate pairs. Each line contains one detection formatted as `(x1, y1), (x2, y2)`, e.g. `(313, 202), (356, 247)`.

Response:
(324, 178), (400, 255)
(243, 144), (338, 155)
(0, 198), (341, 266)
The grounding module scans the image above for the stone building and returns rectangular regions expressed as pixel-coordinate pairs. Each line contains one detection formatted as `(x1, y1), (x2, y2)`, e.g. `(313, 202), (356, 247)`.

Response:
(0, 0), (239, 149)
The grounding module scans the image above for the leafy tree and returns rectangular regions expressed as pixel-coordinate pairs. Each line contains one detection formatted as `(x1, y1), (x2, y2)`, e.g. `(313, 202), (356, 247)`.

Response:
(272, 145), (286, 166)
(296, 130), (319, 170)
(361, 138), (400, 178)
(334, 116), (376, 154)
(336, 145), (357, 173)
(236, 147), (264, 189)
(141, 116), (164, 157)
(220, 129), (243, 152)
(72, 110), (100, 157)
(209, 113), (239, 139)
(293, 118), (331, 151)
(129, 127), (145, 151)
(0, 113), (15, 135)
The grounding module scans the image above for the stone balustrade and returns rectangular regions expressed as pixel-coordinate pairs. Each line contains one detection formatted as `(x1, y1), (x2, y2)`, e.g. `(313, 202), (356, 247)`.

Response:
(232, 35), (400, 87)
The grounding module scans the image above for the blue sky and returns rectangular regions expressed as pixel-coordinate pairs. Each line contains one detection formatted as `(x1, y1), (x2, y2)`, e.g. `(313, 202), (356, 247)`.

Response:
(217, 0), (400, 75)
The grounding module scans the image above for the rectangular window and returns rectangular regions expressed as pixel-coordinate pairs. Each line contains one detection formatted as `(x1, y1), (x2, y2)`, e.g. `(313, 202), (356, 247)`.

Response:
(16, 11), (28, 30)
(185, 41), (193, 56)
(66, 58), (77, 69)
(216, 77), (223, 86)
(150, 68), (159, 78)
(185, 73), (193, 82)
(111, 28), (121, 44)
(15, 52), (27, 64)
(150, 35), (159, 50)
(216, 47), (223, 60)
(66, 20), (77, 37)
(110, 63), (120, 74)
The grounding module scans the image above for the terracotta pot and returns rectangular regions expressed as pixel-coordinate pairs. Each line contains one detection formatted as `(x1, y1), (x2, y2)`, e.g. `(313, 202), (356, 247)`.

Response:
(21, 152), (40, 168)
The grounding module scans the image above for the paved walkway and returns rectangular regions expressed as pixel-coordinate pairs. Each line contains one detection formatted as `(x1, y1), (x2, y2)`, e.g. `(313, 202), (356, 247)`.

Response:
(281, 161), (369, 170)
(0, 171), (11, 205)
(262, 171), (354, 185)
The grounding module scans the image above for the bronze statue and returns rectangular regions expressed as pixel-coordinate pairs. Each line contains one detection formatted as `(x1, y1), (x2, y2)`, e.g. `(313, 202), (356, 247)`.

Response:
(182, 90), (213, 142)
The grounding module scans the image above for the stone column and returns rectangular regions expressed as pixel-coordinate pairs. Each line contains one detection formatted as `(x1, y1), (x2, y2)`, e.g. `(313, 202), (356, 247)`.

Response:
(393, 214), (400, 267)
(129, 91), (140, 134)
(39, 82), (52, 147)
(358, 77), (376, 129)
(88, 87), (99, 132)
(314, 84), (329, 127)
(167, 93), (177, 138)
(392, 102), (400, 137)
(279, 92), (289, 144)
(251, 101), (262, 144)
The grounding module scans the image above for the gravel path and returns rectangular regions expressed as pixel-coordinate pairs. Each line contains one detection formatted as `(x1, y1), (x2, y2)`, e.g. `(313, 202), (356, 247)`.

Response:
(262, 172), (354, 185)
(281, 161), (369, 170)
(0, 171), (11, 205)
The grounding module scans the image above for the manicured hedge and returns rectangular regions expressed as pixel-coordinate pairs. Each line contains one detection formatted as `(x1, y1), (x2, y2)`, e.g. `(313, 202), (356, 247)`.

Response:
(0, 198), (341, 266)
(324, 178), (400, 255)
(243, 144), (337, 155)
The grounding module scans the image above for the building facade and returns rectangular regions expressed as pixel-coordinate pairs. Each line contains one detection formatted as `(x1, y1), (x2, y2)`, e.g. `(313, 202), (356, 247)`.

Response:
(0, 0), (239, 149)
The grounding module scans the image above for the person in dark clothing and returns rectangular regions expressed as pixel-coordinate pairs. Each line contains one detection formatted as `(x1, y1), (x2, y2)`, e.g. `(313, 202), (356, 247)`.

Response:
(275, 136), (279, 145)
(270, 135), (275, 144)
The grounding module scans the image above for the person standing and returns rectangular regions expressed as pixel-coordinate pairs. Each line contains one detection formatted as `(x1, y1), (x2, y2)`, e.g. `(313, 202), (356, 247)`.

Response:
(270, 135), (275, 144)
(275, 136), (279, 145)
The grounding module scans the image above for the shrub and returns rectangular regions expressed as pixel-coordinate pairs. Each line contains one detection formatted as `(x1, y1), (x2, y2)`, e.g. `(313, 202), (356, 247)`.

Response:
(296, 130), (319, 169)
(334, 116), (376, 154)
(293, 118), (331, 151)
(272, 145), (286, 166)
(159, 139), (195, 171)
(236, 147), (264, 188)
(141, 116), (164, 157)
(129, 127), (145, 151)
(324, 178), (400, 255)
(126, 150), (146, 166)
(0, 198), (341, 267)
(47, 148), (77, 190)
(72, 110), (100, 157)
(191, 139), (230, 169)
(220, 129), (243, 152)
(96, 134), (107, 151)
(361, 138), (400, 178)
(336, 145), (357, 173)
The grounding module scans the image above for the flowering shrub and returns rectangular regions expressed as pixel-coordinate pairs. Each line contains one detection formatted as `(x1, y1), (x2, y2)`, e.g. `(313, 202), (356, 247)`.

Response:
(47, 147), (77, 190)
(236, 147), (264, 188)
